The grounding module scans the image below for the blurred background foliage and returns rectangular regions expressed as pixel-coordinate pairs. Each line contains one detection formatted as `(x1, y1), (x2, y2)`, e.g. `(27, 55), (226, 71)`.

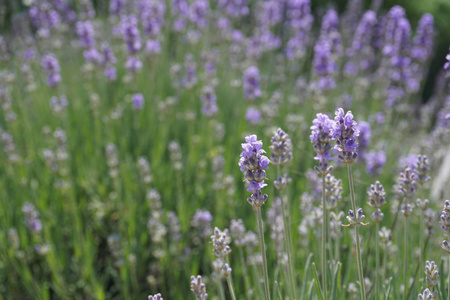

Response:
(2, 0), (449, 100)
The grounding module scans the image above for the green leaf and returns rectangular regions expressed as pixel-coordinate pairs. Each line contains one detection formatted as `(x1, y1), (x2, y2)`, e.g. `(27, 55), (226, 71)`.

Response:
(312, 262), (324, 300)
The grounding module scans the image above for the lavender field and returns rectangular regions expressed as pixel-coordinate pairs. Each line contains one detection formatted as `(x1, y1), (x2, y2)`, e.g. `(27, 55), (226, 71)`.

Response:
(1, 0), (450, 299)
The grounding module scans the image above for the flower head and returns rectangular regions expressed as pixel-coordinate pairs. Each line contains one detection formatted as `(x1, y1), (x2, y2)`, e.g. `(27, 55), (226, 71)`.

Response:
(239, 134), (269, 207)
(333, 108), (359, 164)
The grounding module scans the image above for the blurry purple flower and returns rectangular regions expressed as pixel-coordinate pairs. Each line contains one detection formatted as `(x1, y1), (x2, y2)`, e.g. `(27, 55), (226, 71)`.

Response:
(41, 53), (61, 88)
(146, 39), (161, 54)
(310, 113), (334, 165)
(245, 107), (262, 125)
(110, 0), (125, 16)
(411, 14), (434, 62)
(189, 0), (209, 28)
(356, 121), (371, 160)
(219, 0), (249, 18)
(126, 56), (143, 73)
(243, 66), (261, 100)
(191, 209), (213, 238)
(22, 202), (42, 235)
(132, 93), (144, 110)
(313, 41), (336, 91)
(121, 15), (141, 55)
(76, 21), (96, 49)
(445, 47), (450, 70)
(365, 150), (386, 177)
(201, 85), (218, 118)
(104, 67), (117, 81)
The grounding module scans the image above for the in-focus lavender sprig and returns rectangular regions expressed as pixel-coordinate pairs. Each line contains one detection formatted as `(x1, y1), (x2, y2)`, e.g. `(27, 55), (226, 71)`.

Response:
(148, 293), (163, 300)
(238, 134), (270, 300)
(190, 275), (208, 299)
(332, 108), (360, 164)
(310, 113), (334, 175)
(239, 134), (270, 207)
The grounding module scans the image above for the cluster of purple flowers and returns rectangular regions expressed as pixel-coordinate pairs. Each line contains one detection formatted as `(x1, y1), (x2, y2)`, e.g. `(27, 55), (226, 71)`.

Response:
(344, 10), (377, 76)
(200, 85), (218, 118)
(239, 135), (270, 207)
(41, 53), (61, 88)
(76, 21), (100, 64)
(243, 66), (261, 100)
(22, 202), (42, 235)
(285, 0), (313, 60)
(310, 113), (334, 172)
(333, 108), (360, 164)
(121, 15), (142, 73)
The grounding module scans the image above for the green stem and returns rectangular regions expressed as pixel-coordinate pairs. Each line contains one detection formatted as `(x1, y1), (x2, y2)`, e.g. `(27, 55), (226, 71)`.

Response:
(448, 255), (450, 300)
(225, 273), (237, 300)
(277, 165), (296, 299)
(347, 164), (366, 300)
(256, 207), (271, 300)
(376, 222), (380, 300)
(322, 174), (328, 300)
(419, 186), (425, 289)
(239, 248), (252, 298)
(217, 281), (225, 300)
(404, 216), (408, 299)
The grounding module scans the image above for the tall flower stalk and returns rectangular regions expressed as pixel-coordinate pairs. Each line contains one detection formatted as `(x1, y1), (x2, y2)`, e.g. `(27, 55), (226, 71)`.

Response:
(239, 135), (271, 300)
(270, 128), (296, 299)
(440, 200), (450, 300)
(332, 108), (366, 300)
(211, 227), (236, 300)
(416, 154), (431, 287)
(368, 181), (386, 300)
(310, 113), (334, 299)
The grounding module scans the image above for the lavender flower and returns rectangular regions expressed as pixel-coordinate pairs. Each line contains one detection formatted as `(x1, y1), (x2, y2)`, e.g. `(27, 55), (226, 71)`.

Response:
(200, 85), (218, 117)
(418, 288), (438, 300)
(182, 54), (197, 89)
(312, 41), (336, 90)
(345, 208), (367, 226)
(191, 210), (213, 238)
(41, 54), (61, 88)
(285, 0), (313, 60)
(132, 93), (144, 111)
(324, 174), (342, 209)
(189, 0), (209, 28)
(319, 9), (342, 57)
(22, 202), (42, 235)
(76, 21), (96, 49)
(356, 121), (371, 161)
(345, 11), (377, 76)
(332, 108), (360, 164)
(219, 0), (249, 18)
(190, 275), (208, 299)
(411, 14), (434, 62)
(110, 0), (125, 16)
(148, 293), (163, 300)
(445, 47), (450, 70)
(238, 135), (270, 207)
(395, 167), (417, 203)
(243, 66), (261, 100)
(310, 113), (334, 174)
(230, 219), (246, 247)
(415, 155), (431, 185)
(245, 107), (262, 125)
(269, 128), (293, 167)
(211, 227), (231, 258)
(137, 157), (153, 184)
(367, 181), (386, 208)
(107, 233), (124, 267)
(425, 261), (439, 288)
(365, 150), (386, 177)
